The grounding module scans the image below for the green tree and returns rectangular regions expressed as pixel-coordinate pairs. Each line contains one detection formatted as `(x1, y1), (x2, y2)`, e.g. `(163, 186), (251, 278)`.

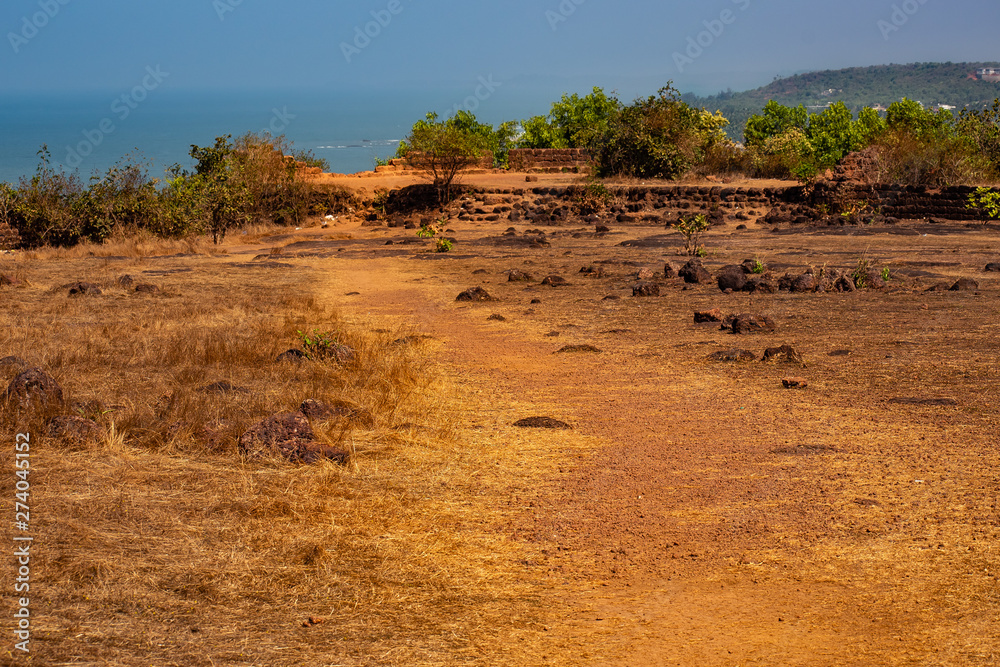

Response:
(76, 153), (160, 242)
(517, 115), (562, 149)
(855, 107), (887, 147)
(744, 101), (809, 146)
(165, 136), (251, 244)
(807, 101), (859, 167)
(516, 87), (621, 149)
(885, 98), (952, 140)
(594, 85), (720, 180)
(548, 87), (620, 149)
(400, 113), (490, 203)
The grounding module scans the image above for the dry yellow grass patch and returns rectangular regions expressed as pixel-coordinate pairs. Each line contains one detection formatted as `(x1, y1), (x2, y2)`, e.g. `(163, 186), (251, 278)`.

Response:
(0, 249), (592, 666)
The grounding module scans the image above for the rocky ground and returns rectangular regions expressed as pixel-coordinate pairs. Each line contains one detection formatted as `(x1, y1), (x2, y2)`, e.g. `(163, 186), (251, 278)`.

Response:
(255, 191), (1000, 665)
(4, 173), (999, 665)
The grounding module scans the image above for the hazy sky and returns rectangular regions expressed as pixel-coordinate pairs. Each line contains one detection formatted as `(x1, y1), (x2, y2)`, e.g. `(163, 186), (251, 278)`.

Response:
(2, 0), (998, 99)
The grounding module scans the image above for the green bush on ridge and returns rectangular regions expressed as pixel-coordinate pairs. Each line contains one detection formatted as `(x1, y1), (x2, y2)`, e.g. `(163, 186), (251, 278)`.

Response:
(1, 133), (340, 248)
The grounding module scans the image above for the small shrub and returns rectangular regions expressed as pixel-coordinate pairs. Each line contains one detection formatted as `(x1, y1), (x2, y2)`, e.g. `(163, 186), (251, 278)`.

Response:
(575, 178), (613, 215)
(435, 237), (453, 253)
(296, 328), (344, 361)
(672, 214), (710, 256)
(851, 255), (872, 289)
(966, 187), (1000, 223)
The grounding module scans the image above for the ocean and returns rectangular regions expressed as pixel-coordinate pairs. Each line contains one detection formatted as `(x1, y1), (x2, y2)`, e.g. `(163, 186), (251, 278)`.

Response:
(0, 87), (553, 185)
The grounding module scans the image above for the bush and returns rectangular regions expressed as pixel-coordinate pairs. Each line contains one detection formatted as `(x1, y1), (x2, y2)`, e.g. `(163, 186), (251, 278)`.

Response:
(967, 187), (1000, 222)
(866, 129), (989, 186)
(516, 88), (620, 150)
(574, 178), (613, 215)
(672, 214), (710, 256)
(7, 147), (86, 247)
(746, 128), (817, 180)
(399, 113), (491, 204)
(594, 85), (728, 180)
(76, 153), (161, 241)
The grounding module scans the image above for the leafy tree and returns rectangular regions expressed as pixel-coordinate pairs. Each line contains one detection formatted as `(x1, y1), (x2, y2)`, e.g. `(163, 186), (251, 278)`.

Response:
(885, 98), (952, 140)
(593, 85), (720, 180)
(548, 87), (620, 149)
(76, 153), (160, 242)
(517, 115), (562, 149)
(855, 107), (888, 146)
(399, 113), (490, 203)
(166, 136), (251, 244)
(7, 146), (85, 247)
(807, 101), (860, 166)
(744, 101), (809, 146)
(444, 111), (517, 168)
(516, 87), (621, 149)
(747, 128), (817, 180)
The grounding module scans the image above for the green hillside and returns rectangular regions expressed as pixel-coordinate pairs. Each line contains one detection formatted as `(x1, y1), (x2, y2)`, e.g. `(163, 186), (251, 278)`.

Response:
(681, 62), (1000, 141)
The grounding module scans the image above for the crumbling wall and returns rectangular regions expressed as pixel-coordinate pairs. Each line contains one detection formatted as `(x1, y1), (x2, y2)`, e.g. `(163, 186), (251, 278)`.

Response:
(508, 148), (591, 173)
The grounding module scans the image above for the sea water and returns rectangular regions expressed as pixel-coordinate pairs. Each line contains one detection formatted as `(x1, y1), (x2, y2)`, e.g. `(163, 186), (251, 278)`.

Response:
(0, 88), (550, 185)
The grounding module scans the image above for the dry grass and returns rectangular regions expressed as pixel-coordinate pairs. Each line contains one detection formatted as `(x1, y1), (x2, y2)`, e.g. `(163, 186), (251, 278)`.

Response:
(0, 249), (587, 666)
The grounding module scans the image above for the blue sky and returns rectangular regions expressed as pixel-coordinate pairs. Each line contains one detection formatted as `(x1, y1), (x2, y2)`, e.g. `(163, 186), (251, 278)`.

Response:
(2, 0), (999, 99)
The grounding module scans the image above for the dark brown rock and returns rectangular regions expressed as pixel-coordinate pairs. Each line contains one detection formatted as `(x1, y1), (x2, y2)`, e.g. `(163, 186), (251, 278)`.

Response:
(717, 265), (748, 292)
(541, 275), (569, 287)
(238, 411), (348, 464)
(762, 345), (805, 364)
(507, 269), (533, 282)
(833, 275), (857, 292)
(888, 397), (958, 406)
(134, 283), (159, 294)
(456, 286), (496, 302)
(744, 276), (778, 294)
(5, 367), (63, 408)
(663, 262), (677, 279)
(513, 416), (571, 429)
(580, 265), (607, 278)
(277, 349), (306, 363)
(791, 274), (817, 293)
(679, 259), (712, 284)
(694, 309), (724, 323)
(0, 356), (28, 370)
(300, 399), (350, 421)
(985, 263), (1000, 272)
(707, 349), (756, 362)
(632, 281), (660, 297)
(68, 282), (102, 296)
(555, 344), (602, 354)
(950, 278), (979, 291)
(326, 343), (357, 364)
(782, 377), (809, 389)
(729, 313), (776, 335)
(487, 313), (507, 321)
(46, 415), (101, 443)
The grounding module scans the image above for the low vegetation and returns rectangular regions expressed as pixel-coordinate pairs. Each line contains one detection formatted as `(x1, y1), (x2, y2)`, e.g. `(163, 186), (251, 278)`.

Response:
(393, 83), (1000, 191)
(1, 134), (354, 249)
(0, 247), (562, 665)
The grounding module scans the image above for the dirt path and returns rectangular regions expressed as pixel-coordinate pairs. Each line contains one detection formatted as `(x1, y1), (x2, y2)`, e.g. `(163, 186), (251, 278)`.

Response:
(235, 223), (1000, 666)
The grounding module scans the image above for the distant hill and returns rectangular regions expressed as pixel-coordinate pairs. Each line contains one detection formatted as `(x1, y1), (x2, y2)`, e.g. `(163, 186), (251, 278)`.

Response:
(681, 62), (1000, 141)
